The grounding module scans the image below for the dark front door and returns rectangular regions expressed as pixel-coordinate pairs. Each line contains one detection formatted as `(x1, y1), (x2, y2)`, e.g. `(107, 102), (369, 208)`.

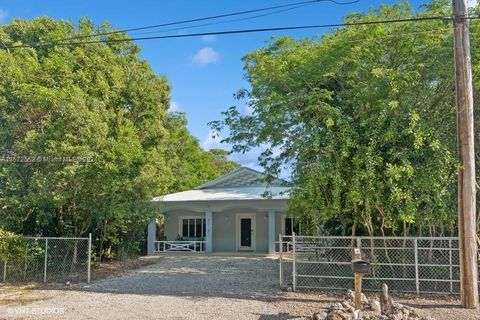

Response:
(240, 218), (252, 248)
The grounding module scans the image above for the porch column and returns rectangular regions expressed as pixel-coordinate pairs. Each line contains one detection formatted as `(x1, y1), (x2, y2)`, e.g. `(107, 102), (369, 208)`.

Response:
(147, 218), (156, 255)
(206, 211), (213, 253)
(268, 210), (276, 254)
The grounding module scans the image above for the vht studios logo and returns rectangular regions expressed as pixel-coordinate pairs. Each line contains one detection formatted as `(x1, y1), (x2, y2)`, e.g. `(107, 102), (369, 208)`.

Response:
(6, 307), (66, 315)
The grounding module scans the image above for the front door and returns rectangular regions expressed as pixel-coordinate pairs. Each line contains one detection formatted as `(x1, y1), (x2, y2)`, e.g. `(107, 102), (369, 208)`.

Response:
(237, 214), (256, 251)
(240, 218), (252, 247)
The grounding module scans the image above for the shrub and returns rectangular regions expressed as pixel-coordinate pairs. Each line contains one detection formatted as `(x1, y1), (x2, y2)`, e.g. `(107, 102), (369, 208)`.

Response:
(0, 229), (27, 263)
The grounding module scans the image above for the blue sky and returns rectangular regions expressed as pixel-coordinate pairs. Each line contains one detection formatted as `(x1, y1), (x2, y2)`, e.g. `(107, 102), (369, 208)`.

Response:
(0, 0), (450, 169)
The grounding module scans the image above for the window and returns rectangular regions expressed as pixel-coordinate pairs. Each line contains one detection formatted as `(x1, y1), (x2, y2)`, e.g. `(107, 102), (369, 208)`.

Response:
(181, 218), (205, 239)
(285, 217), (301, 236)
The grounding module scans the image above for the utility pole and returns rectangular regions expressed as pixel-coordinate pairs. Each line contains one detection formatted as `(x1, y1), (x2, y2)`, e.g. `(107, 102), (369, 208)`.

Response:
(452, 0), (479, 309)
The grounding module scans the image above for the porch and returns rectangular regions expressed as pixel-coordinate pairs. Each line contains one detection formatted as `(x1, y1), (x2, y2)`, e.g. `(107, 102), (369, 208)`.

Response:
(148, 209), (284, 254)
(148, 167), (292, 254)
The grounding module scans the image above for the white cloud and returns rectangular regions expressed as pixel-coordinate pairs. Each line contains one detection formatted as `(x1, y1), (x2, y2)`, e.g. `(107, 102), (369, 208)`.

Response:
(191, 47), (219, 66)
(0, 9), (8, 23)
(201, 35), (216, 42)
(202, 130), (224, 150)
(169, 100), (181, 112)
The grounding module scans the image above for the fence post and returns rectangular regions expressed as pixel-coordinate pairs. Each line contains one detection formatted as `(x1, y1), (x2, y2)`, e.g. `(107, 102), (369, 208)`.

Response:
(87, 233), (92, 284)
(3, 261), (6, 282)
(414, 238), (419, 294)
(449, 238), (453, 293)
(292, 232), (296, 292)
(43, 238), (48, 283)
(279, 233), (283, 286)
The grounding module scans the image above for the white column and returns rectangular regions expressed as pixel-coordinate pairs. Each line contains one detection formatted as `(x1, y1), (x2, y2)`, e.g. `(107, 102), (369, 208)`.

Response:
(147, 218), (156, 255)
(268, 210), (276, 254)
(206, 211), (213, 253)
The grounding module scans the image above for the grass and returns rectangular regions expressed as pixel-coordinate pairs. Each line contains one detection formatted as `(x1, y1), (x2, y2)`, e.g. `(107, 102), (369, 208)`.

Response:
(0, 284), (50, 305)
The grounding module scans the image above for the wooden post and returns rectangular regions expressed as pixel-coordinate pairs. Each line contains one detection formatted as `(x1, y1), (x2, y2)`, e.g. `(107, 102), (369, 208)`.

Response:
(453, 0), (479, 309)
(353, 248), (362, 310)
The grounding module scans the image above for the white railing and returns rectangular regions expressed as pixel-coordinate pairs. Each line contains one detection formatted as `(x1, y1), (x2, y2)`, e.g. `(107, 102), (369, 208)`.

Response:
(276, 235), (294, 253)
(153, 241), (206, 253)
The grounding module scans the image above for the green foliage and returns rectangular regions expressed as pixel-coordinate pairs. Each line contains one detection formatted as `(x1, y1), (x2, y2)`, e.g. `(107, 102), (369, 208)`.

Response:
(211, 1), (470, 236)
(0, 229), (27, 262)
(0, 17), (237, 259)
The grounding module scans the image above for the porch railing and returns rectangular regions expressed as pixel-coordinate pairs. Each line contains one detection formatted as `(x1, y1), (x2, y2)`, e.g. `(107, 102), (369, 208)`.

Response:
(153, 241), (206, 253)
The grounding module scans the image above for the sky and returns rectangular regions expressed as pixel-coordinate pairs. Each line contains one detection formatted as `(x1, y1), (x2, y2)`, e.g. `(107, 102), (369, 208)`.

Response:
(0, 0), (476, 170)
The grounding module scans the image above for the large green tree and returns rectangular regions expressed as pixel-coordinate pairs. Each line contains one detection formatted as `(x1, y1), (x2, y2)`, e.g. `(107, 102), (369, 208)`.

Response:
(211, 1), (479, 237)
(0, 17), (237, 259)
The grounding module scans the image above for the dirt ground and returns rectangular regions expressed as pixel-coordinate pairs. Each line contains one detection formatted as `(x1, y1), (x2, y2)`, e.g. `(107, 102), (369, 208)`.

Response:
(0, 255), (478, 320)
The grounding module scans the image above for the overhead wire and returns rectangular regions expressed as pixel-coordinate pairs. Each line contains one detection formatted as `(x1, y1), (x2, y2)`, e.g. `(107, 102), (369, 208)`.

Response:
(3, 15), (469, 50)
(43, 0), (360, 43)
(125, 2), (316, 37)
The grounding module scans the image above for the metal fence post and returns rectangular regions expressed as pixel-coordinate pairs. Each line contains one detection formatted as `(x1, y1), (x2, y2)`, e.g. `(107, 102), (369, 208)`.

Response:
(279, 233), (283, 286)
(43, 239), (48, 283)
(292, 232), (296, 292)
(449, 238), (453, 293)
(414, 238), (419, 294)
(87, 233), (92, 284)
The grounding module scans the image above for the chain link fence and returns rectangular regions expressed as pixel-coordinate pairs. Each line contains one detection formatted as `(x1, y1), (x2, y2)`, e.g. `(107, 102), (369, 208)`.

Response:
(278, 235), (480, 295)
(0, 235), (91, 284)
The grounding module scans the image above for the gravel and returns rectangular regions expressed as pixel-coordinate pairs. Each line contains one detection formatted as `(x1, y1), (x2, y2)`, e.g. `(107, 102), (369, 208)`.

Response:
(0, 255), (478, 320)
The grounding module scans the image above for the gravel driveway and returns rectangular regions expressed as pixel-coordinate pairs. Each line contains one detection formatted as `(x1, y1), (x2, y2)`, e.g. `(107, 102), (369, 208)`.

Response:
(0, 254), (329, 320)
(1, 255), (478, 320)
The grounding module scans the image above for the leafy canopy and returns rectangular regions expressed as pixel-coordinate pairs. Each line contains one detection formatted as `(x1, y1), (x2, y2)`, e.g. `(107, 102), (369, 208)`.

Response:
(211, 1), (476, 236)
(0, 17), (238, 259)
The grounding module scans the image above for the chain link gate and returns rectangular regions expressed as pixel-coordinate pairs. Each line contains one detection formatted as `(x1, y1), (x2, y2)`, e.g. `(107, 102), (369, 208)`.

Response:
(279, 234), (480, 295)
(0, 234), (92, 284)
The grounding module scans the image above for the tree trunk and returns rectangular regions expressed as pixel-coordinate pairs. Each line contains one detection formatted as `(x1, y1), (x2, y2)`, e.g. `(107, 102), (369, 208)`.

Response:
(55, 206), (64, 236)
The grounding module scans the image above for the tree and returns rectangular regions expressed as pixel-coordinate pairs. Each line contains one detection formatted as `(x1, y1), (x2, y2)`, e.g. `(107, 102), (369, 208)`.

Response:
(0, 17), (237, 259)
(211, 1), (470, 236)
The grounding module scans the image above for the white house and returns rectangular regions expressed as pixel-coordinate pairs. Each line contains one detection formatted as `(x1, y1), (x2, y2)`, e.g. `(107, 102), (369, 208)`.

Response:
(147, 166), (299, 254)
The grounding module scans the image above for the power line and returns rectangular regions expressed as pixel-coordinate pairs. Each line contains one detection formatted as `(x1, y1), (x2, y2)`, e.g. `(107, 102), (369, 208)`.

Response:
(44, 0), (359, 44)
(125, 2), (316, 37)
(4, 15), (462, 50)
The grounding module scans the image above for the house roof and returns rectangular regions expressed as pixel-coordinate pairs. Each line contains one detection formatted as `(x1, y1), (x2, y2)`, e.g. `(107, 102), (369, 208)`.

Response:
(152, 186), (289, 202)
(194, 166), (284, 189)
(152, 166), (290, 203)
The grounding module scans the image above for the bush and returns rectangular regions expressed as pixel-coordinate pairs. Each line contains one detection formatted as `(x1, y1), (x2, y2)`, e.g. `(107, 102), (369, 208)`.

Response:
(0, 229), (27, 262)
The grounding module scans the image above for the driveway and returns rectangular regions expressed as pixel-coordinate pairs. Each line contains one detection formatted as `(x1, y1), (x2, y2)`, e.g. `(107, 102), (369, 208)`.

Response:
(0, 255), (330, 320)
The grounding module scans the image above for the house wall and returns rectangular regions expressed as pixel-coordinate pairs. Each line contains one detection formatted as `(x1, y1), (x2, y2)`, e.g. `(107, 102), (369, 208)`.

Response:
(212, 212), (236, 251)
(212, 210), (270, 252)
